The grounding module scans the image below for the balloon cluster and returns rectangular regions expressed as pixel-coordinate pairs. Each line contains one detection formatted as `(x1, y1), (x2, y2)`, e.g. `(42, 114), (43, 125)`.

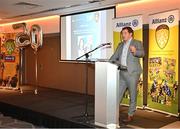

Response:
(13, 23), (43, 95)
(12, 23), (43, 51)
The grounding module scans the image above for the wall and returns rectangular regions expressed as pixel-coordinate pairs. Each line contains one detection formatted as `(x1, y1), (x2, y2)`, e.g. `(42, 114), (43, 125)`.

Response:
(1, 0), (180, 95)
(0, 15), (60, 34)
(116, 0), (180, 23)
(25, 33), (95, 94)
(0, 15), (95, 95)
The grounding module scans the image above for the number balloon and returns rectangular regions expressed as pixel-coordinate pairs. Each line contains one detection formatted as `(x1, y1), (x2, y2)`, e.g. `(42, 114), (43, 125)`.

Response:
(30, 24), (43, 52)
(12, 23), (31, 48)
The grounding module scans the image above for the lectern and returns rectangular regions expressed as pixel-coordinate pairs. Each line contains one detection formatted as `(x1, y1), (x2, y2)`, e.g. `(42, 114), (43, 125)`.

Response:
(95, 61), (120, 128)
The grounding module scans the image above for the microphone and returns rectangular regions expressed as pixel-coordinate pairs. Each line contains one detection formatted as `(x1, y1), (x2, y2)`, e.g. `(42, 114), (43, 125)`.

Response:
(99, 42), (112, 47)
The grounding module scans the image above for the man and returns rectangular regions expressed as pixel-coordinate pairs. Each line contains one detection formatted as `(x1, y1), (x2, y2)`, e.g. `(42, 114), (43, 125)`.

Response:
(173, 81), (178, 99)
(162, 80), (171, 103)
(150, 79), (157, 95)
(10, 74), (18, 88)
(109, 26), (145, 122)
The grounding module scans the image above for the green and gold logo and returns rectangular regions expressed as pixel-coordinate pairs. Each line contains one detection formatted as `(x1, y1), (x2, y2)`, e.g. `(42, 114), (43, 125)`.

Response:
(155, 24), (170, 49)
(4, 39), (16, 55)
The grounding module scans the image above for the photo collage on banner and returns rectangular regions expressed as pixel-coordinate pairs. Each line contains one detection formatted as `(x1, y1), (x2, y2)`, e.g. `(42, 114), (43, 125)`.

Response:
(148, 10), (179, 115)
(113, 15), (143, 107)
(0, 33), (19, 89)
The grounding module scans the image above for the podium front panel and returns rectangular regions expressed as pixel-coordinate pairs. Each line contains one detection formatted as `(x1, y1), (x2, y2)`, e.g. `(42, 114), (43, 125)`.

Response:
(95, 62), (119, 128)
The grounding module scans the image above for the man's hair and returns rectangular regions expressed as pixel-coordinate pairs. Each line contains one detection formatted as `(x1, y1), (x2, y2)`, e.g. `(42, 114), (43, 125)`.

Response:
(121, 26), (134, 36)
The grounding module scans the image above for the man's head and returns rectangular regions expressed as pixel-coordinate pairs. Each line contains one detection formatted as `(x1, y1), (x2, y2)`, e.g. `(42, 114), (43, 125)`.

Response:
(121, 27), (134, 42)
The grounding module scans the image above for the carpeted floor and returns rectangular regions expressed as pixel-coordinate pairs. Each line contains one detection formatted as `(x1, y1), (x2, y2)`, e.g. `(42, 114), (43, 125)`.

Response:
(119, 106), (179, 128)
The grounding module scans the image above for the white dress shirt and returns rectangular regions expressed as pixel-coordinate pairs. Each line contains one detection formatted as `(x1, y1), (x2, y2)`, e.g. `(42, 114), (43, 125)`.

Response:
(121, 38), (132, 66)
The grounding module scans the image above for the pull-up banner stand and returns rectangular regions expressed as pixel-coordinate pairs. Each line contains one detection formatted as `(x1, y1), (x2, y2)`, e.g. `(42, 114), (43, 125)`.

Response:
(112, 15), (144, 107)
(148, 9), (179, 116)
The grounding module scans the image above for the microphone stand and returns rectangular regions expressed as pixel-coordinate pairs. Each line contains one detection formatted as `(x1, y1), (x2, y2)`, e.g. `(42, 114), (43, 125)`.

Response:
(72, 43), (111, 124)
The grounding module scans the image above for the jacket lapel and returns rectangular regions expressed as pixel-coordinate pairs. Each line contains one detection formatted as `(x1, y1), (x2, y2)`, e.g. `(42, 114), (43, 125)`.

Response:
(127, 39), (134, 58)
(119, 42), (124, 60)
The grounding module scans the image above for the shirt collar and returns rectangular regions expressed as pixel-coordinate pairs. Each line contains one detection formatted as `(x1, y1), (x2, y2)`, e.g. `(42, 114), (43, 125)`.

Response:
(124, 38), (132, 46)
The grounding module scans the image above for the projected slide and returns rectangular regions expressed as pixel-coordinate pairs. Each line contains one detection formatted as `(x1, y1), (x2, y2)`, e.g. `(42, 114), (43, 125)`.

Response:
(61, 8), (114, 61)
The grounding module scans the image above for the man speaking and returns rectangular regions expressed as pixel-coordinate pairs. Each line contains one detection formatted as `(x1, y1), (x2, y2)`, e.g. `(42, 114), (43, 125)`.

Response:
(110, 27), (145, 122)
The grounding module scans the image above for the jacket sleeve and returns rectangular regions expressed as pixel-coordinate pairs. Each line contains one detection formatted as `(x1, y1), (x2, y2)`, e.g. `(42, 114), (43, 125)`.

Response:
(134, 41), (145, 58)
(109, 43), (121, 62)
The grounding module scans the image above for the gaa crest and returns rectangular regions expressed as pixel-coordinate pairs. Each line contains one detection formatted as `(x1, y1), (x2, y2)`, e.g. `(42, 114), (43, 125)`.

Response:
(4, 39), (16, 55)
(155, 24), (170, 49)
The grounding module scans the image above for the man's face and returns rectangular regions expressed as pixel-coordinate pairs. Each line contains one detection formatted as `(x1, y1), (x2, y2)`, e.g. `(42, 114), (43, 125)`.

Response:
(121, 29), (132, 42)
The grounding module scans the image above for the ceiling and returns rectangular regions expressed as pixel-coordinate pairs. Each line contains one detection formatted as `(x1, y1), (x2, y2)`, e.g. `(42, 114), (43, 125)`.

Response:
(0, 0), (135, 24)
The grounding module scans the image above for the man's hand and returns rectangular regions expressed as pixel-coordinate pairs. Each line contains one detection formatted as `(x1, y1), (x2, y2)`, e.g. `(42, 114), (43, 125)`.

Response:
(129, 45), (136, 54)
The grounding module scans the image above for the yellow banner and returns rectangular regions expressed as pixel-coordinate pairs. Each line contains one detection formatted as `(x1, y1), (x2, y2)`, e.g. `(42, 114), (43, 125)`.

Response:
(148, 10), (179, 115)
(113, 15), (143, 106)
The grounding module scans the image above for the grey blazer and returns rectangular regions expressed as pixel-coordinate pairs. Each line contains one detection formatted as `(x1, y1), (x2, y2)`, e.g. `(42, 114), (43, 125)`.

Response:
(110, 39), (145, 75)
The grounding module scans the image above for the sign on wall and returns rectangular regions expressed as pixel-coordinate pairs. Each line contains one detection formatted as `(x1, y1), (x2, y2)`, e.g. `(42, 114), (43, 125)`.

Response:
(112, 15), (143, 107)
(0, 33), (19, 88)
(148, 10), (179, 115)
